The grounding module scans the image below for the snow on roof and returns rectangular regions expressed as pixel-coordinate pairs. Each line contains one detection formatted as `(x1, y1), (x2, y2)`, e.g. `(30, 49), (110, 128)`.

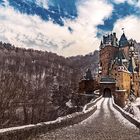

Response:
(66, 99), (73, 108)
(116, 90), (126, 92)
(100, 82), (116, 84)
(0, 124), (35, 133)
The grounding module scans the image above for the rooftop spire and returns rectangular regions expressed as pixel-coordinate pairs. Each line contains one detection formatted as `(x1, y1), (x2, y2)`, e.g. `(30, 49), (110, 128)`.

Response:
(122, 28), (125, 33)
(84, 69), (93, 80)
(128, 56), (136, 73)
(119, 31), (129, 47)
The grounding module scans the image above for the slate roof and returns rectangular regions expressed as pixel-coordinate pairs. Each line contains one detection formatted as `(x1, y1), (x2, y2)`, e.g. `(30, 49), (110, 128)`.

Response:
(119, 33), (129, 47)
(100, 76), (116, 84)
(114, 49), (127, 66)
(110, 48), (129, 72)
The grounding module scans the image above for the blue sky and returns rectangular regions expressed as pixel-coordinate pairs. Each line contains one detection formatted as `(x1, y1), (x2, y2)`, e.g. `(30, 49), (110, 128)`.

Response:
(0, 0), (140, 56)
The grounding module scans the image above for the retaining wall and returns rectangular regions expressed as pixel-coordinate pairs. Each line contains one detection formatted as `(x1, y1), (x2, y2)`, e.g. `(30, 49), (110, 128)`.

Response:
(0, 96), (102, 140)
(83, 95), (102, 111)
(112, 98), (140, 129)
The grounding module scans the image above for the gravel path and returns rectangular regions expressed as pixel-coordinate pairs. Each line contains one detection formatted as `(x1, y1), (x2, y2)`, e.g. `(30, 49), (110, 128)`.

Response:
(34, 98), (140, 140)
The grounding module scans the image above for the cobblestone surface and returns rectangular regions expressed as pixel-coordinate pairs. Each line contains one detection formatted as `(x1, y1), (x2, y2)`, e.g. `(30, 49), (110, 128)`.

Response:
(34, 98), (140, 140)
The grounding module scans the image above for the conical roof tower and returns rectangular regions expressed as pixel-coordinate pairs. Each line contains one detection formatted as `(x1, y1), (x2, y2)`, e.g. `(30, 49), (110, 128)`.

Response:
(119, 33), (129, 47)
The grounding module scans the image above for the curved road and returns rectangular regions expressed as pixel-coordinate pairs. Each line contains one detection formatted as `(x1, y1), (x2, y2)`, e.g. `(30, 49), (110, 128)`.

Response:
(35, 98), (140, 140)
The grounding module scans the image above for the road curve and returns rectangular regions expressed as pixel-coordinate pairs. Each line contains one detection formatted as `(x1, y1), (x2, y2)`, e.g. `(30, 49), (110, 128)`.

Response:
(34, 98), (140, 140)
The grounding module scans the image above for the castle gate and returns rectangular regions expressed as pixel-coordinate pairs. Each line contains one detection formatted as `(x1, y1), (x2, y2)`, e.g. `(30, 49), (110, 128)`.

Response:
(100, 77), (116, 97)
(103, 88), (111, 97)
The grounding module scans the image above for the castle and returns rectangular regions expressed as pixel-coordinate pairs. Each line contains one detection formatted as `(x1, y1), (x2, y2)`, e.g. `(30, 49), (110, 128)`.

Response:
(99, 32), (140, 106)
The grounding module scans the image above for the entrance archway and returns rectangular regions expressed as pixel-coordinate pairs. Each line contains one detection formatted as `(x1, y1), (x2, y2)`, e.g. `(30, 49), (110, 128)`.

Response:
(103, 88), (111, 97)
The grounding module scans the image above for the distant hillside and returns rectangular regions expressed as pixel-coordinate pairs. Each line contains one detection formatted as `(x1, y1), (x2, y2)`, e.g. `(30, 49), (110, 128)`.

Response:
(0, 41), (99, 128)
(68, 50), (99, 78)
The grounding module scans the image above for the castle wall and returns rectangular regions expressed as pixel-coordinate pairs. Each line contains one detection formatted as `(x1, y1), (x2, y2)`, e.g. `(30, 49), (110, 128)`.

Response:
(132, 73), (139, 97)
(114, 90), (126, 107)
(100, 83), (116, 96)
(111, 65), (131, 99)
(120, 71), (131, 99)
(78, 80), (99, 93)
(100, 45), (118, 76)
(120, 46), (129, 59)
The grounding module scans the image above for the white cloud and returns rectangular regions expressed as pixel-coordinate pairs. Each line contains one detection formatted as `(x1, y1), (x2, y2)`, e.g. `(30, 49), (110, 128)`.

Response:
(0, 0), (113, 56)
(114, 0), (140, 7)
(36, 0), (48, 9)
(113, 16), (140, 42)
(114, 0), (126, 4)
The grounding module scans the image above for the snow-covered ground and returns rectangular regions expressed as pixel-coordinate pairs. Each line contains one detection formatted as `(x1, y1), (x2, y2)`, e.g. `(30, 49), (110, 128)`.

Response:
(35, 98), (140, 140)
(129, 97), (140, 120)
(124, 97), (140, 121)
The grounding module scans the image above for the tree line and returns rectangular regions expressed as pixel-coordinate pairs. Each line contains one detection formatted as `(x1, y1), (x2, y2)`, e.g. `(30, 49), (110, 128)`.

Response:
(0, 42), (99, 128)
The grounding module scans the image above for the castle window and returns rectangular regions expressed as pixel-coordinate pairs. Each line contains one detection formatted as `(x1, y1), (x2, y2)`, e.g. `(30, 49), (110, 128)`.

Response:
(100, 62), (102, 66)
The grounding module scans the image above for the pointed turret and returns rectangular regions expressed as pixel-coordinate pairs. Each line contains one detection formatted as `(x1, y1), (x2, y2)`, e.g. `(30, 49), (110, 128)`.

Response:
(84, 69), (93, 80)
(100, 40), (103, 46)
(112, 32), (118, 47)
(100, 41), (103, 50)
(118, 54), (123, 66)
(128, 41), (137, 73)
(119, 33), (129, 47)
(128, 56), (136, 73)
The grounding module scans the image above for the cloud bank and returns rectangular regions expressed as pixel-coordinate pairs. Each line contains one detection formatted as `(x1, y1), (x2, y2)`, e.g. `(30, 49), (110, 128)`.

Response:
(0, 0), (140, 56)
(0, 0), (113, 56)
(113, 16), (140, 42)
(114, 0), (140, 7)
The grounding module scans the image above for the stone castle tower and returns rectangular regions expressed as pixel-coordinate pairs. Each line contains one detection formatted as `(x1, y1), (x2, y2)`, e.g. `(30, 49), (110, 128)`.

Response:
(99, 33), (118, 76)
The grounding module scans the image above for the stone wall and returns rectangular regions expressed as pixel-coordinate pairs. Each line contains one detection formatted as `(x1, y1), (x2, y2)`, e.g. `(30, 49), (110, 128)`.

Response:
(100, 83), (116, 96)
(0, 97), (102, 140)
(83, 95), (102, 111)
(100, 45), (118, 76)
(78, 79), (99, 93)
(114, 90), (126, 108)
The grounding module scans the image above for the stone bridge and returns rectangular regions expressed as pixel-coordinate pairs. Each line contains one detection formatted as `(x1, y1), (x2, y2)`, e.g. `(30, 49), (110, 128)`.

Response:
(34, 97), (140, 140)
(0, 96), (140, 140)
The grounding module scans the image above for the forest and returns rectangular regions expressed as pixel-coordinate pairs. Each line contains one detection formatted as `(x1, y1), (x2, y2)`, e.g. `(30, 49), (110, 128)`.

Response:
(0, 42), (99, 128)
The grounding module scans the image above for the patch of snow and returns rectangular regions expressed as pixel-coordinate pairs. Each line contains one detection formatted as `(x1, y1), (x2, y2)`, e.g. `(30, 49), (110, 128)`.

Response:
(81, 98), (104, 124)
(116, 90), (126, 92)
(100, 82), (116, 84)
(102, 98), (110, 118)
(131, 97), (140, 120)
(0, 124), (35, 133)
(133, 106), (140, 120)
(66, 99), (73, 108)
(110, 99), (137, 129)
(132, 97), (140, 106)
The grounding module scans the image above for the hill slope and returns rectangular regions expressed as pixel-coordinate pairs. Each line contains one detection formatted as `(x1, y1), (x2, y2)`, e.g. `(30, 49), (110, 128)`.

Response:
(0, 42), (99, 128)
